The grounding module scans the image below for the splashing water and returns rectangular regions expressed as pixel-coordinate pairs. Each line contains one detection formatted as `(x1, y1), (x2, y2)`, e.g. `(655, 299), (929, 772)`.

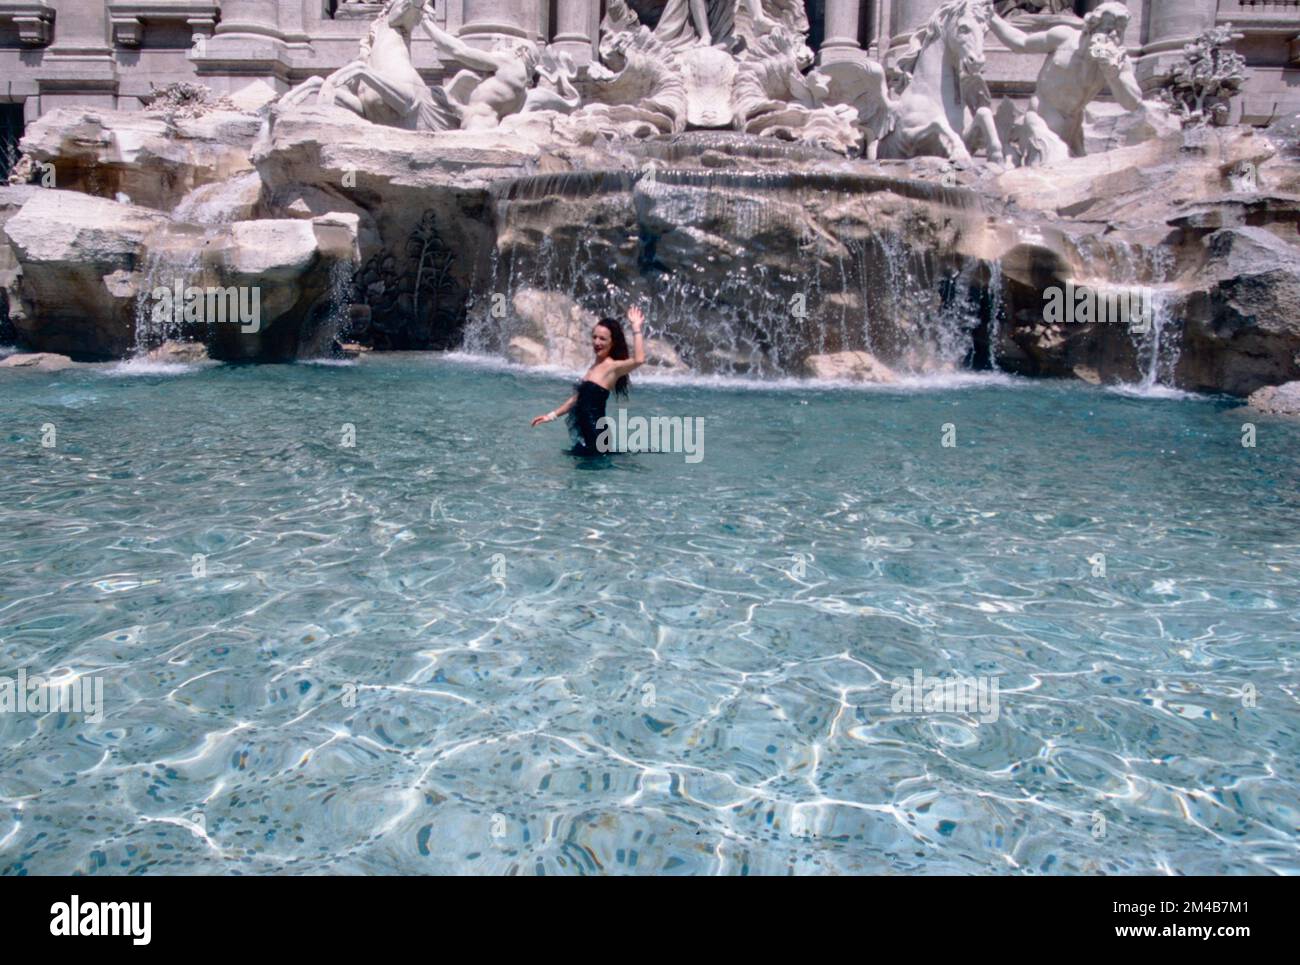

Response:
(466, 167), (999, 379)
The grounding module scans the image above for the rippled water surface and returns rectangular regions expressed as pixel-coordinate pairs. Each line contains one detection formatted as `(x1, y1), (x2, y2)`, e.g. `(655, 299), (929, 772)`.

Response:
(2, 355), (1298, 875)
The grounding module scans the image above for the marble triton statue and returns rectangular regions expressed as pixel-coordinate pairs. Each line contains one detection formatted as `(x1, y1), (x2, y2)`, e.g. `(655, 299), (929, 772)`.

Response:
(988, 1), (1165, 161)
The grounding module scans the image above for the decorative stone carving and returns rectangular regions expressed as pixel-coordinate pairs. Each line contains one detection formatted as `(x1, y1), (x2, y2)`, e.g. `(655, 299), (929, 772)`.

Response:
(588, 0), (861, 151)
(734, 26), (860, 153)
(421, 18), (539, 130)
(988, 1), (1172, 164)
(585, 0), (689, 135)
(523, 49), (581, 114)
(279, 0), (460, 132)
(810, 58), (895, 157)
(1158, 25), (1247, 128)
(650, 0), (801, 52)
(994, 0), (1073, 17)
(879, 0), (1002, 163)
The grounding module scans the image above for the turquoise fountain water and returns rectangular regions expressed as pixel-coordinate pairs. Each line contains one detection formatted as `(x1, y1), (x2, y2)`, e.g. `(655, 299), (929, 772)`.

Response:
(1, 355), (1297, 874)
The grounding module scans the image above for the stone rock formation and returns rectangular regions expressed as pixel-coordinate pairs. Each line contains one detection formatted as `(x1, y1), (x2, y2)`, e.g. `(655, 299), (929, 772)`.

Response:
(16, 107), (260, 211)
(1247, 382), (1300, 417)
(1, 0), (1298, 400)
(1, 186), (359, 361)
(802, 351), (898, 384)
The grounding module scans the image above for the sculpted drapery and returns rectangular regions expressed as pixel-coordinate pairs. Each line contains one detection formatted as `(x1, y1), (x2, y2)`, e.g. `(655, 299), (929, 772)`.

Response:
(651, 0), (810, 51)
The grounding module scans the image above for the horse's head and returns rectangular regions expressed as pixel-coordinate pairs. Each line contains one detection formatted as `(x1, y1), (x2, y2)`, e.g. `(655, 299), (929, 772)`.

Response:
(941, 0), (990, 79)
(386, 0), (430, 29)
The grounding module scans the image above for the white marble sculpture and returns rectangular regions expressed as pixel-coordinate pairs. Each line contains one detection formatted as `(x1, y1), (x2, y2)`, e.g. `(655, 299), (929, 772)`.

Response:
(733, 26), (861, 153)
(988, 1), (1167, 161)
(877, 0), (1003, 164)
(588, 0), (859, 150)
(280, 0), (538, 133)
(585, 0), (689, 135)
(1159, 25), (1247, 128)
(652, 0), (799, 52)
(420, 20), (539, 130)
(280, 0), (457, 131)
(523, 49), (582, 115)
(808, 58), (896, 159)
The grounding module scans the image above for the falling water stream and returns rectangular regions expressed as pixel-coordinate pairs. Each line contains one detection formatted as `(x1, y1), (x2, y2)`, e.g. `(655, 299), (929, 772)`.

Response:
(466, 164), (998, 379)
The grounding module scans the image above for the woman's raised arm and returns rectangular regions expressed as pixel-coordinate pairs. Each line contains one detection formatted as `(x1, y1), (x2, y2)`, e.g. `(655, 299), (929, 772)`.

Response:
(612, 306), (647, 375)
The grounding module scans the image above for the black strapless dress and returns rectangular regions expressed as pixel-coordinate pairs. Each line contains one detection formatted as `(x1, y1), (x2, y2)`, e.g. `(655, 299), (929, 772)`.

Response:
(568, 379), (610, 456)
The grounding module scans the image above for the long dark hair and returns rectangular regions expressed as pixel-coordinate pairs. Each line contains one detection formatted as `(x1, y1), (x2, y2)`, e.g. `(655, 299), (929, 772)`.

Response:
(597, 317), (631, 398)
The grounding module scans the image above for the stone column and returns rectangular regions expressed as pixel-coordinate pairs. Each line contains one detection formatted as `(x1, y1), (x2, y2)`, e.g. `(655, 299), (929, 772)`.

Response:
(870, 0), (892, 59)
(459, 0), (543, 47)
(551, 0), (597, 66)
(213, 0), (283, 40)
(821, 0), (867, 64)
(1145, 0), (1218, 56)
(38, 1), (117, 114)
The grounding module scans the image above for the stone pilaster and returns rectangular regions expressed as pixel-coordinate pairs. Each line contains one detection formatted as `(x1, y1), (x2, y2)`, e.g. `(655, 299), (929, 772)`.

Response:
(193, 0), (292, 91)
(821, 0), (867, 64)
(551, 0), (597, 65)
(38, 0), (118, 111)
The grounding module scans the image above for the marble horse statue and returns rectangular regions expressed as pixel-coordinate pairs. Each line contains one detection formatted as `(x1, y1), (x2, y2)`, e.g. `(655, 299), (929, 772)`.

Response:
(878, 0), (1004, 163)
(280, 0), (458, 131)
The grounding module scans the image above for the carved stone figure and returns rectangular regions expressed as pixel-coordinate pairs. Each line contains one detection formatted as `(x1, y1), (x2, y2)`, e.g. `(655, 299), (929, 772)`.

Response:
(809, 58), (896, 158)
(1007, 96), (1070, 165)
(734, 26), (860, 153)
(281, 0), (457, 131)
(652, 0), (796, 51)
(879, 0), (1003, 163)
(988, 1), (1164, 160)
(421, 21), (539, 130)
(586, 0), (689, 134)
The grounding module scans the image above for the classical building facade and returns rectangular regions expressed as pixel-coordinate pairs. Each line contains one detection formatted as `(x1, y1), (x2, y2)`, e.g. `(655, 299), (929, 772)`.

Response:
(2, 1), (1298, 171)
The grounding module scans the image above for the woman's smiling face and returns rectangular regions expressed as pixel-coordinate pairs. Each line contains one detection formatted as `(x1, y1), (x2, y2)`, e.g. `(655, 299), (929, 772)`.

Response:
(591, 323), (612, 360)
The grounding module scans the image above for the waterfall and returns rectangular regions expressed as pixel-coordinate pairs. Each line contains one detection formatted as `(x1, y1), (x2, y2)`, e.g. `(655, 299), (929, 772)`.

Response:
(986, 260), (1004, 371)
(467, 161), (996, 379)
(131, 234), (209, 356)
(129, 173), (265, 358)
(1069, 237), (1186, 392)
(1134, 248), (1182, 391)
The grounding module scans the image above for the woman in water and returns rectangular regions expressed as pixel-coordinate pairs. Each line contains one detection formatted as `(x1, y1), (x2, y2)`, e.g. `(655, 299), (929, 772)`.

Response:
(531, 307), (646, 455)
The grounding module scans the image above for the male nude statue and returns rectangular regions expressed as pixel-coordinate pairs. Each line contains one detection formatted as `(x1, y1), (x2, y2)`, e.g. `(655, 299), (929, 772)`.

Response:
(420, 16), (539, 130)
(988, 1), (1153, 157)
